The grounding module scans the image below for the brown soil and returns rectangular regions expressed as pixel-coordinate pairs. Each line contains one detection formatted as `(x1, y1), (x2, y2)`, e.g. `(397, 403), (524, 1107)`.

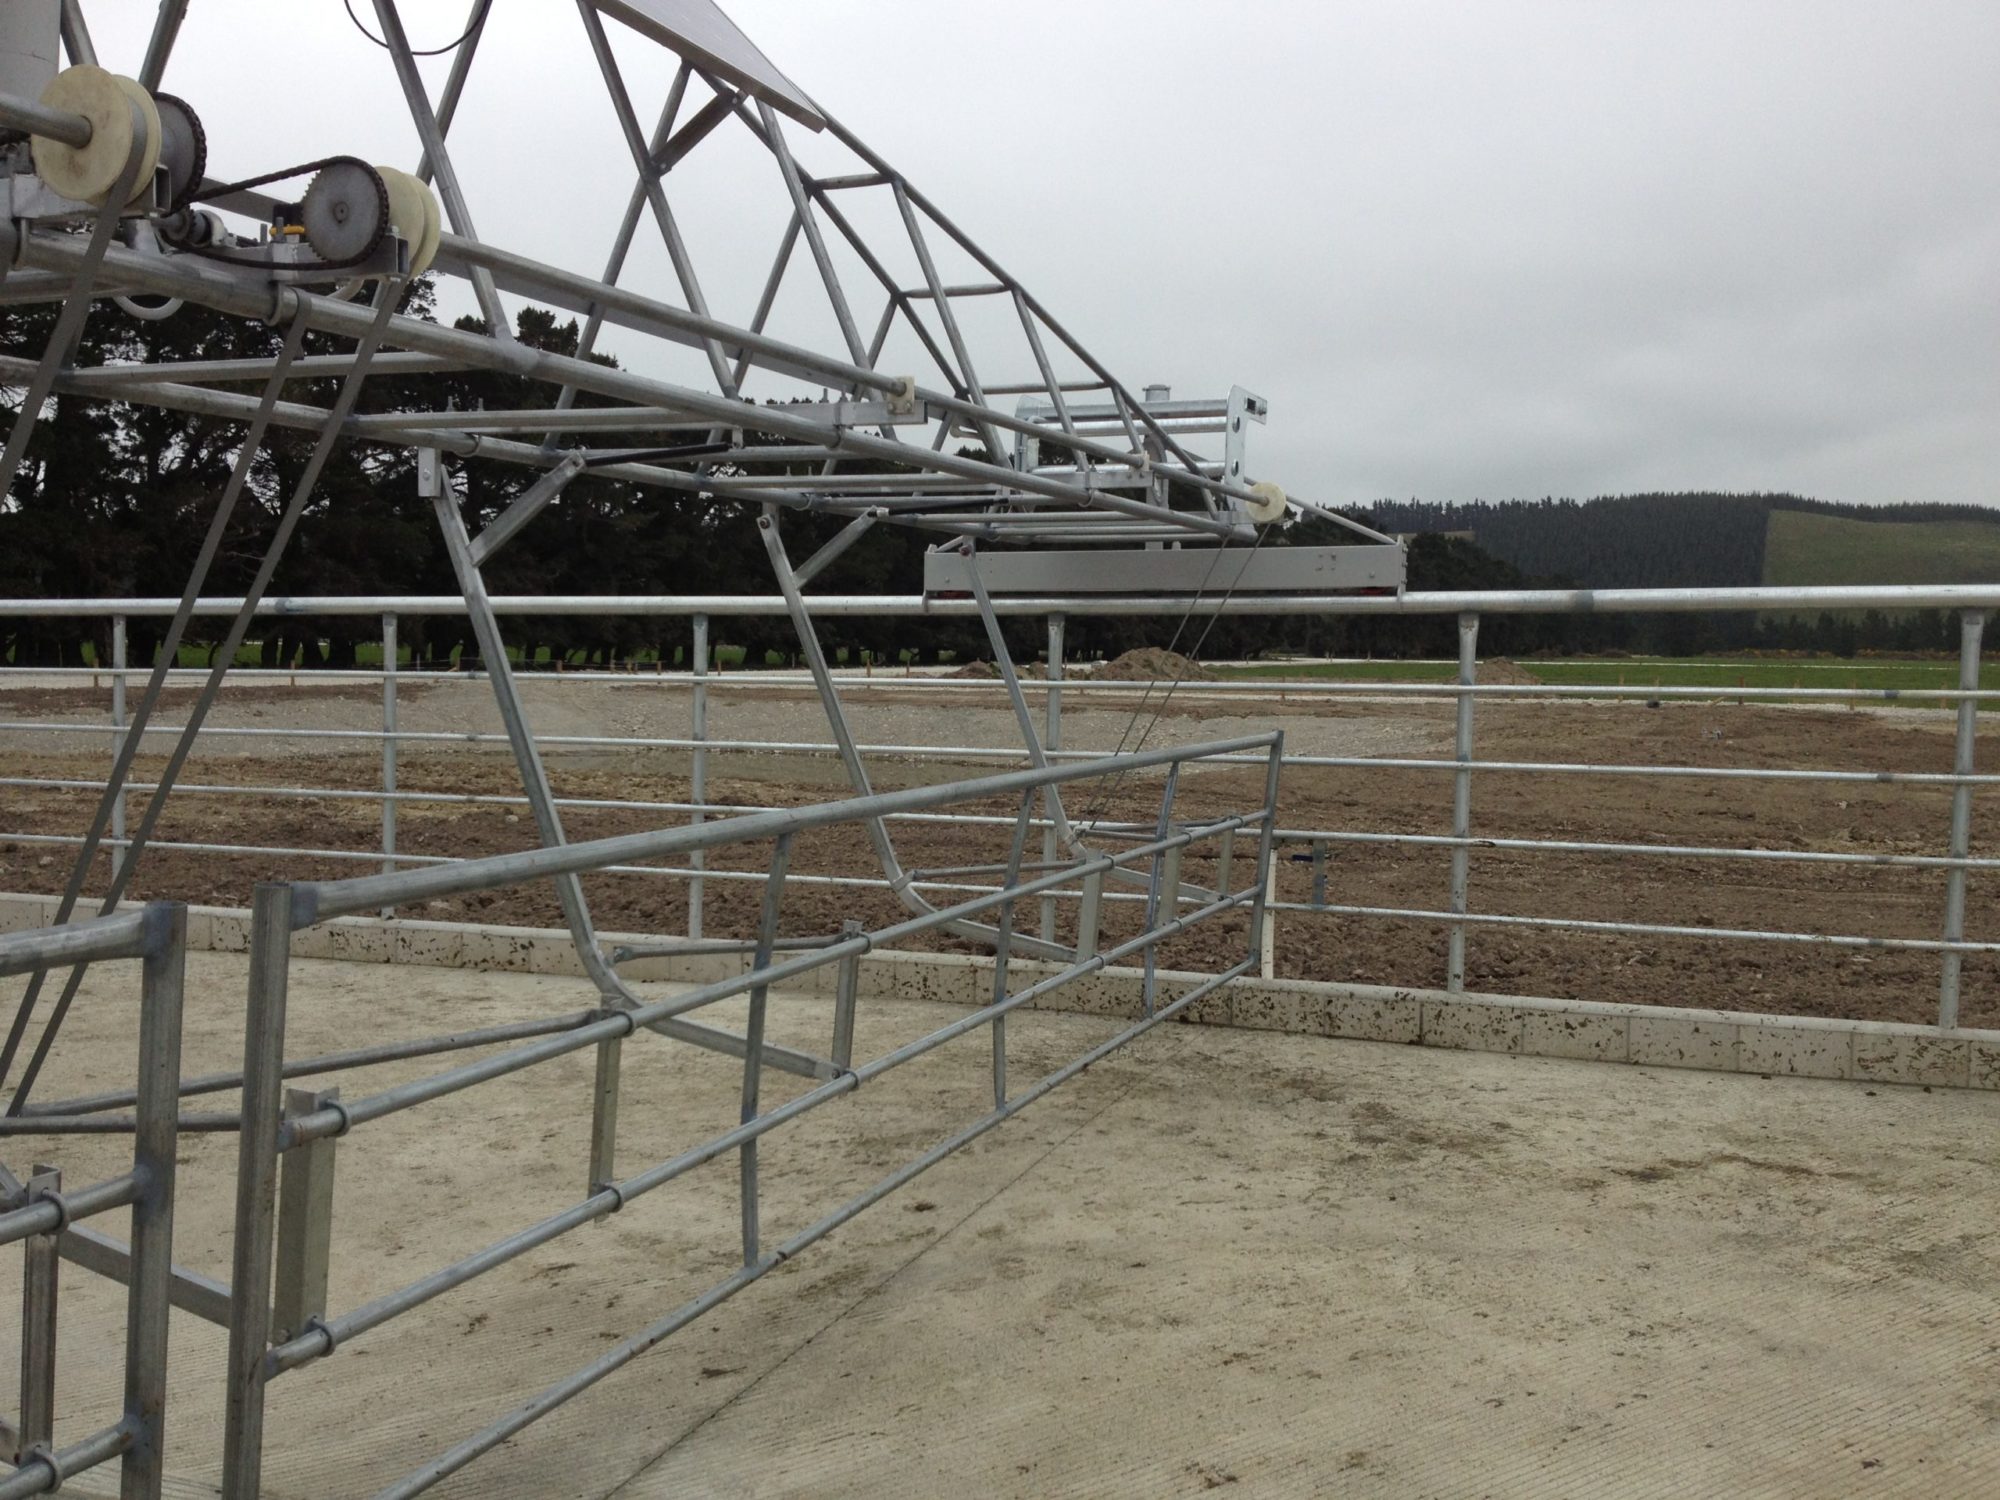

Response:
(3, 695), (1993, 1029)
(1088, 647), (1215, 682)
(0, 682), (431, 716)
(1479, 657), (1541, 685)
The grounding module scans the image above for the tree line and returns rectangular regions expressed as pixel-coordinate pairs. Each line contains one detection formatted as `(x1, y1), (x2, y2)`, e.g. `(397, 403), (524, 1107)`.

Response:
(2, 286), (1986, 668)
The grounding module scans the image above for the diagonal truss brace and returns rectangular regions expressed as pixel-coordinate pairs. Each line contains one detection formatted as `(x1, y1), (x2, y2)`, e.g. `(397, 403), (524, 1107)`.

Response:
(423, 451), (837, 1082)
(758, 507), (1071, 961)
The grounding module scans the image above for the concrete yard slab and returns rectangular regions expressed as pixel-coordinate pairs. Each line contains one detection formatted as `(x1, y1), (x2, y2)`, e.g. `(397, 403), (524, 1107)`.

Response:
(5, 955), (1996, 1499)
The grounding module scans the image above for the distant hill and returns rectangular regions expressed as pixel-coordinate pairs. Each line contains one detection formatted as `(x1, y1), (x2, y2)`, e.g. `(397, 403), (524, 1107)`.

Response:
(1763, 508), (2000, 588)
(1362, 494), (2000, 591)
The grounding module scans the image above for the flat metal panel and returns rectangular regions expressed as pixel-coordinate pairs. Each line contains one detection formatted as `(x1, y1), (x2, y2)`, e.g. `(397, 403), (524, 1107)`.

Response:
(593, 0), (824, 130)
(924, 544), (1407, 597)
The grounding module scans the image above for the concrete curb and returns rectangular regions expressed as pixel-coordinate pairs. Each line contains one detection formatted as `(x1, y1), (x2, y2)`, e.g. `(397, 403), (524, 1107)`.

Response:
(4, 892), (1994, 1092)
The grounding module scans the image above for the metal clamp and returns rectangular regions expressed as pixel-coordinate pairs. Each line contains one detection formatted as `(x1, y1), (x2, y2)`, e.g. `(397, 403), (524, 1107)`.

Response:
(301, 1313), (338, 1357)
(32, 1184), (72, 1235)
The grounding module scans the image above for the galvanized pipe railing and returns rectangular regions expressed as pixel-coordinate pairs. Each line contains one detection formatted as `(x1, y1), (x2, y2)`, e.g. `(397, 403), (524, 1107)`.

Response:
(1, 591), (1989, 1031)
(198, 732), (1279, 1497)
(0, 904), (186, 1500)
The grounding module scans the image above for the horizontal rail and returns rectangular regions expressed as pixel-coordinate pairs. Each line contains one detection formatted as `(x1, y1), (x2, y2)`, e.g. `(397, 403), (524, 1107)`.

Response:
(1280, 900), (2000, 955)
(0, 909), (154, 976)
(4, 717), (1988, 788)
(1281, 828), (2000, 872)
(6, 584), (2000, 619)
(21, 1012), (600, 1119)
(295, 734), (1278, 920)
(0, 829), (1168, 907)
(277, 811), (1260, 1150)
(0, 1171), (141, 1248)
(5, 663), (1998, 703)
(0, 1422), (133, 1500)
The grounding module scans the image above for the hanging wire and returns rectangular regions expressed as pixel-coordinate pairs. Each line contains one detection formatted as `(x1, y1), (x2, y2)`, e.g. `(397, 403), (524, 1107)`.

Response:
(343, 0), (494, 56)
(1074, 521), (1275, 837)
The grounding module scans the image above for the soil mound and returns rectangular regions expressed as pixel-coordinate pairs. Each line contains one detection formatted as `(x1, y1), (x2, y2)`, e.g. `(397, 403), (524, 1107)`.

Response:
(1480, 658), (1541, 685)
(1090, 648), (1215, 683)
(949, 660), (1048, 679)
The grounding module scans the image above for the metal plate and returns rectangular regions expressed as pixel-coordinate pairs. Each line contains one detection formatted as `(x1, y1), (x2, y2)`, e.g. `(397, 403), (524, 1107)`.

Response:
(924, 544), (1408, 597)
(592, 0), (824, 130)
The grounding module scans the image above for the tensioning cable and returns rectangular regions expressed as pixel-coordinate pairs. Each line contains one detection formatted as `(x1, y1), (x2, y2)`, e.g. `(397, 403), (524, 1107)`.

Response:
(1073, 519), (1275, 839)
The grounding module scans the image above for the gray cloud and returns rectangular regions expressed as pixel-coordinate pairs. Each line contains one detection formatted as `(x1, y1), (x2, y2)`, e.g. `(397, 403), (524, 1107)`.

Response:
(85, 0), (2000, 508)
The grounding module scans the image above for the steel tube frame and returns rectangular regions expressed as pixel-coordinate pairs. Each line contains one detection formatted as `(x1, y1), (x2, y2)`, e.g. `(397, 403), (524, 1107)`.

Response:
(261, 897), (1273, 1496)
(378, 613), (397, 913)
(270, 815), (1265, 1157)
(371, 0), (509, 332)
(688, 613), (708, 938)
(293, 732), (1276, 922)
(1, 659), (1996, 707)
(246, 760), (1268, 1408)
(8, 586), (2000, 621)
(10, 229), (1252, 539)
(1279, 899), (2000, 956)
(1936, 609), (1987, 1028)
(0, 903), (185, 1500)
(757, 508), (1068, 959)
(1447, 613), (1477, 991)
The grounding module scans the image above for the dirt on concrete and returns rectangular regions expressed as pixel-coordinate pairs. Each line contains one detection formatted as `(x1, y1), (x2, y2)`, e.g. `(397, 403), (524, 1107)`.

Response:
(0, 678), (1993, 1027)
(12, 956), (1997, 1498)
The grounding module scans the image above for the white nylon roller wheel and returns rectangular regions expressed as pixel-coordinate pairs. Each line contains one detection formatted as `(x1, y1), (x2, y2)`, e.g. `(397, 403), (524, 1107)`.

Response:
(1244, 480), (1289, 525)
(33, 65), (162, 208)
(412, 172), (441, 276)
(374, 165), (440, 277)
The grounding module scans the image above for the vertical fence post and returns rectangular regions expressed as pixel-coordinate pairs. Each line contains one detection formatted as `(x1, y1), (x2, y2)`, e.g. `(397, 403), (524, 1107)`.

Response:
(1249, 735), (1285, 982)
(379, 613), (398, 918)
(1448, 613), (1480, 992)
(222, 884), (295, 1500)
(1141, 764), (1181, 1017)
(739, 833), (791, 1268)
(1076, 867), (1102, 962)
(831, 918), (862, 1070)
(1938, 608), (1986, 1029)
(688, 613), (709, 940)
(1041, 613), (1064, 946)
(1259, 851), (1278, 981)
(992, 790), (1034, 1105)
(123, 902), (186, 1500)
(587, 1039), (621, 1199)
(110, 614), (128, 884)
(272, 1087), (339, 1345)
(1309, 837), (1327, 908)
(15, 1165), (59, 1466)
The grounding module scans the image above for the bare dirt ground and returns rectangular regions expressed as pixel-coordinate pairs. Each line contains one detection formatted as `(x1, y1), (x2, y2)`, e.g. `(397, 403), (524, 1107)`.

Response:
(12, 956), (1997, 1499)
(0, 676), (1993, 1027)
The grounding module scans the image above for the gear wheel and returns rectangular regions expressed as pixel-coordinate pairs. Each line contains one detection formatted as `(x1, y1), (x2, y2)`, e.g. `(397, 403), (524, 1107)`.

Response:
(299, 159), (389, 264)
(148, 92), (207, 211)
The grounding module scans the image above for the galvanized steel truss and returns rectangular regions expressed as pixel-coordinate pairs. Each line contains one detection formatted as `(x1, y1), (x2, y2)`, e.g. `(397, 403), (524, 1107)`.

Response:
(0, 0), (1367, 1099)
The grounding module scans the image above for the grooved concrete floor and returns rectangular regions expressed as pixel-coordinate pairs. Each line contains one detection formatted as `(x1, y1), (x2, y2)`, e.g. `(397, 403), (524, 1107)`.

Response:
(8, 955), (1997, 1499)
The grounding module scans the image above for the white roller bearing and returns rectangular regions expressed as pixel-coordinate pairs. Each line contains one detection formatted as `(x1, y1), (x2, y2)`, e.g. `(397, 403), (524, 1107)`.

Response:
(1244, 480), (1289, 525)
(32, 65), (161, 207)
(374, 165), (440, 277)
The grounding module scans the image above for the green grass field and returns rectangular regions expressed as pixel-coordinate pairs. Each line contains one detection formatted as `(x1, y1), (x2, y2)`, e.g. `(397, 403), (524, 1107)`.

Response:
(1763, 508), (2000, 588)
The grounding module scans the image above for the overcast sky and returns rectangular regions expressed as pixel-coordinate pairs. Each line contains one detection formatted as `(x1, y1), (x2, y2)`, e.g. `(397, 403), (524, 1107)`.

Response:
(89, 1), (2000, 510)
